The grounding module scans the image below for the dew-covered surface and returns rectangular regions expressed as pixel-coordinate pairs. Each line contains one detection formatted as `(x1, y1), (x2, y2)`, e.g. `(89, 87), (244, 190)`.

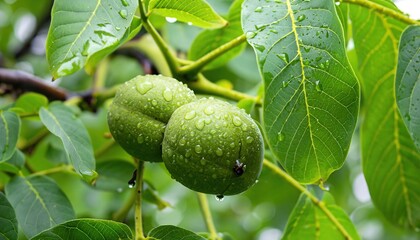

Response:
(108, 75), (196, 162)
(163, 98), (264, 195)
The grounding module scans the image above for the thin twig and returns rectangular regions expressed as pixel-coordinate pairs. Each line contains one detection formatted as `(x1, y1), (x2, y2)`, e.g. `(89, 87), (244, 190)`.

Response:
(0, 68), (68, 100)
(339, 0), (420, 25)
(188, 74), (261, 105)
(197, 193), (220, 240)
(137, 0), (179, 76)
(134, 160), (146, 240)
(30, 165), (74, 176)
(263, 160), (353, 240)
(179, 34), (247, 76)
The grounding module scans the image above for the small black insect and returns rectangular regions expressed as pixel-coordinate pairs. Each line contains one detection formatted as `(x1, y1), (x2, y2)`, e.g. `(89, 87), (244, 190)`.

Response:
(233, 159), (246, 176)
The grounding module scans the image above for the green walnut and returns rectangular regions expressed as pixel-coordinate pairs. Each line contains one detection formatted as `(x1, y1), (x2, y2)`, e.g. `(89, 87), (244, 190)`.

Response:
(162, 98), (264, 195)
(107, 75), (196, 162)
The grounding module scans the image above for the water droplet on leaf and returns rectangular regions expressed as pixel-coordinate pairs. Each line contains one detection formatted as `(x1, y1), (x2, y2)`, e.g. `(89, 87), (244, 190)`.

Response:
(254, 44), (265, 52)
(297, 15), (306, 22)
(278, 132), (285, 141)
(315, 80), (323, 92)
(277, 53), (289, 63)
(119, 10), (127, 19)
(246, 31), (256, 39)
(121, 0), (128, 6)
(254, 6), (263, 12)
(165, 17), (177, 23)
(82, 41), (90, 56)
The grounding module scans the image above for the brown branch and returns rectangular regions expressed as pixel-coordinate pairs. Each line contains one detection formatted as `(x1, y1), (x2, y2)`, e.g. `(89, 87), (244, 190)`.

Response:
(0, 68), (69, 101)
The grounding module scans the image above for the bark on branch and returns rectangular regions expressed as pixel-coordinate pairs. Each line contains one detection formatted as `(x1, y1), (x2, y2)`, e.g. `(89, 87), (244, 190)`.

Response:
(0, 68), (69, 101)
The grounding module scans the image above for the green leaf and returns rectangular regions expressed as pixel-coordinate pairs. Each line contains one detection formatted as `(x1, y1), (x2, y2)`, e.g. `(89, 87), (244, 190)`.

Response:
(39, 102), (97, 181)
(0, 192), (18, 240)
(242, 0), (359, 183)
(348, 0), (420, 229)
(12, 92), (48, 116)
(46, 0), (138, 78)
(31, 219), (133, 240)
(283, 193), (360, 240)
(5, 176), (75, 238)
(188, 0), (246, 69)
(396, 25), (420, 152)
(0, 111), (20, 162)
(95, 160), (135, 192)
(0, 150), (25, 174)
(148, 0), (227, 29)
(148, 225), (206, 240)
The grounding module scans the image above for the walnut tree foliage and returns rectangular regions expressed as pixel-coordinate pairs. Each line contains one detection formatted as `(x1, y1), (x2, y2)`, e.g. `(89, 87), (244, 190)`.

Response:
(0, 0), (419, 239)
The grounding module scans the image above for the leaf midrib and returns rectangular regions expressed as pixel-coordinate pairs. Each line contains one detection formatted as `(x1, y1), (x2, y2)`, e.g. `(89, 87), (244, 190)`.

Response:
(60, 0), (102, 63)
(377, 14), (414, 227)
(41, 108), (81, 165)
(23, 178), (56, 225)
(285, 0), (321, 179)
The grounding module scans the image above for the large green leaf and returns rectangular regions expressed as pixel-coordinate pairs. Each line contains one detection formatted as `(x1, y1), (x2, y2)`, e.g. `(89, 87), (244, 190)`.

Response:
(283, 193), (360, 240)
(242, 0), (359, 183)
(5, 176), (75, 239)
(39, 102), (97, 181)
(31, 219), (132, 240)
(46, 0), (138, 78)
(148, 0), (227, 29)
(0, 192), (18, 240)
(148, 225), (206, 240)
(0, 111), (20, 163)
(396, 25), (420, 152)
(348, 0), (420, 229)
(188, 0), (246, 70)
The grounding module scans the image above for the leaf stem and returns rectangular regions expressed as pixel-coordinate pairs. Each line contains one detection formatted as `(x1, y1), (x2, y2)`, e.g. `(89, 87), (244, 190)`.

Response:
(178, 34), (247, 76)
(31, 165), (75, 176)
(188, 74), (261, 105)
(263, 160), (353, 240)
(197, 193), (220, 240)
(138, 0), (179, 76)
(339, 0), (420, 25)
(134, 160), (146, 240)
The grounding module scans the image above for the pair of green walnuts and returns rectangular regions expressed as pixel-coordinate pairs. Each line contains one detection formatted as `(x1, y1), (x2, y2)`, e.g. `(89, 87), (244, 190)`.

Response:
(108, 75), (263, 196)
